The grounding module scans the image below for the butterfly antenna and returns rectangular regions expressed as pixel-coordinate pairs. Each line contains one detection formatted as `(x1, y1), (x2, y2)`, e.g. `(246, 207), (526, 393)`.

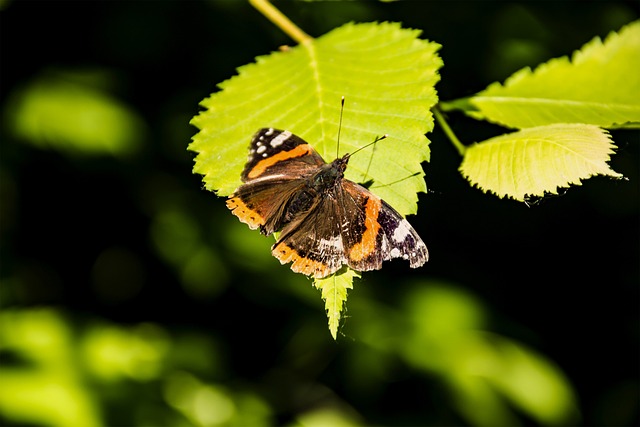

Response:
(336, 96), (345, 158)
(368, 171), (421, 189)
(349, 134), (388, 158)
(336, 96), (386, 179)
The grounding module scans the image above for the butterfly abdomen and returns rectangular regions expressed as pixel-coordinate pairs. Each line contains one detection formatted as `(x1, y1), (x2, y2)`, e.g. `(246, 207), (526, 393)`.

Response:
(283, 188), (316, 223)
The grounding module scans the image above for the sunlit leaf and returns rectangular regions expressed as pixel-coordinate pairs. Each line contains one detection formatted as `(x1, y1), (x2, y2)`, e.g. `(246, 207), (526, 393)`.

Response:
(460, 124), (622, 201)
(442, 21), (640, 129)
(189, 21), (442, 215)
(314, 268), (359, 340)
(190, 22), (441, 337)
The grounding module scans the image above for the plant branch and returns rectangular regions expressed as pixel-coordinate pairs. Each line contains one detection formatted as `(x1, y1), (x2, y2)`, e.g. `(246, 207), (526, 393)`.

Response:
(249, 0), (313, 45)
(433, 105), (466, 156)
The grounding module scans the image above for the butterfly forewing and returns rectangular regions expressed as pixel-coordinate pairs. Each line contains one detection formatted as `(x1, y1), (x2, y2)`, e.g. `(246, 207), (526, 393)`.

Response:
(241, 128), (325, 182)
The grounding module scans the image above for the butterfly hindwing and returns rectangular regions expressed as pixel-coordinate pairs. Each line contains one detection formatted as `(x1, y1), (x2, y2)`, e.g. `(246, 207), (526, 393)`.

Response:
(227, 178), (308, 235)
(341, 180), (428, 272)
(272, 194), (347, 278)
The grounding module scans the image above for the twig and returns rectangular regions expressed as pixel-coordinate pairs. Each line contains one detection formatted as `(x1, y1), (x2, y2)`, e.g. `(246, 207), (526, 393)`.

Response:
(249, 0), (313, 45)
(432, 105), (466, 156)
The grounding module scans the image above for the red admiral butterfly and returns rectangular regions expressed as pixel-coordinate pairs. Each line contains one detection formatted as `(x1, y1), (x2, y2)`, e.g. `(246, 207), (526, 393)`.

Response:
(227, 128), (429, 278)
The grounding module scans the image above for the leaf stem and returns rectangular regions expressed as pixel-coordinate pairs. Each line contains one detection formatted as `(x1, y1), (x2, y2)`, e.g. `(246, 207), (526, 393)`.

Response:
(249, 0), (313, 45)
(433, 105), (466, 156)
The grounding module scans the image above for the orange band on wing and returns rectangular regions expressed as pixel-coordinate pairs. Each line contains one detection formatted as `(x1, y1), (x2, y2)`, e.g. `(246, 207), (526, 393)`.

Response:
(349, 196), (381, 262)
(226, 196), (265, 229)
(247, 144), (314, 179)
(273, 242), (333, 278)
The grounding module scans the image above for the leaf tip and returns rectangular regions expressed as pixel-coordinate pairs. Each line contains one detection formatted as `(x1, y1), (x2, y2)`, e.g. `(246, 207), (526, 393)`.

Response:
(313, 268), (359, 339)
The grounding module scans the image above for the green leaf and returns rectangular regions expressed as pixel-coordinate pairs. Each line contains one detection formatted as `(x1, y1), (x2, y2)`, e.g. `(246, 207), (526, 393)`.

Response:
(314, 269), (359, 340)
(189, 21), (442, 216)
(5, 70), (145, 157)
(442, 20), (640, 129)
(459, 124), (623, 201)
(190, 22), (441, 338)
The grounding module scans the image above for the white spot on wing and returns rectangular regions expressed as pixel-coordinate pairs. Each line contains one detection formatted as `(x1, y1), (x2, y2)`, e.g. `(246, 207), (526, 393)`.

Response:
(318, 235), (343, 255)
(270, 130), (292, 148)
(392, 219), (413, 243)
(256, 145), (267, 154)
(265, 128), (275, 136)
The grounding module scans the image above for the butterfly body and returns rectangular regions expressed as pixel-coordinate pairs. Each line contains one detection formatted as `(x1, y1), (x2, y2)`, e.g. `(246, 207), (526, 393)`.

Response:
(227, 128), (428, 278)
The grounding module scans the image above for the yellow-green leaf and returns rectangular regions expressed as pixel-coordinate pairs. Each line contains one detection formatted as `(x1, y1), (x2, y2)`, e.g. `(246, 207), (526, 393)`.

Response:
(460, 124), (623, 201)
(189, 21), (442, 215)
(190, 22), (442, 338)
(442, 21), (640, 129)
(314, 269), (359, 340)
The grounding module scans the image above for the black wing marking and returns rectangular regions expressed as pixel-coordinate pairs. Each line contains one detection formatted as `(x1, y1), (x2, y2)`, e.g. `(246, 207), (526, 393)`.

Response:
(377, 199), (429, 267)
(242, 128), (325, 182)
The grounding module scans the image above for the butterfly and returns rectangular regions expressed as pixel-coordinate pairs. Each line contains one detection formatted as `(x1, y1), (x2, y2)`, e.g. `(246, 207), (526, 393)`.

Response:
(227, 128), (428, 278)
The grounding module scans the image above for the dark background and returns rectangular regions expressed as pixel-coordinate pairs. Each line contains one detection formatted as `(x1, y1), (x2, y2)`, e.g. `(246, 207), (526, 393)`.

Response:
(1, 1), (638, 426)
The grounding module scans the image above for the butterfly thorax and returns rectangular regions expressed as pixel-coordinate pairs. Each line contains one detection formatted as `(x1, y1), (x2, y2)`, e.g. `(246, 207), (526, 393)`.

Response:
(311, 154), (350, 193)
(281, 154), (349, 225)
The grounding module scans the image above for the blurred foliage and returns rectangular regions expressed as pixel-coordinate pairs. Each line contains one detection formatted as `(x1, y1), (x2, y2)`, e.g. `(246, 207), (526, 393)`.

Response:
(150, 207), (230, 299)
(0, 308), (272, 427)
(0, 309), (101, 427)
(0, 284), (580, 426)
(0, 1), (638, 426)
(348, 282), (579, 426)
(4, 69), (146, 157)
